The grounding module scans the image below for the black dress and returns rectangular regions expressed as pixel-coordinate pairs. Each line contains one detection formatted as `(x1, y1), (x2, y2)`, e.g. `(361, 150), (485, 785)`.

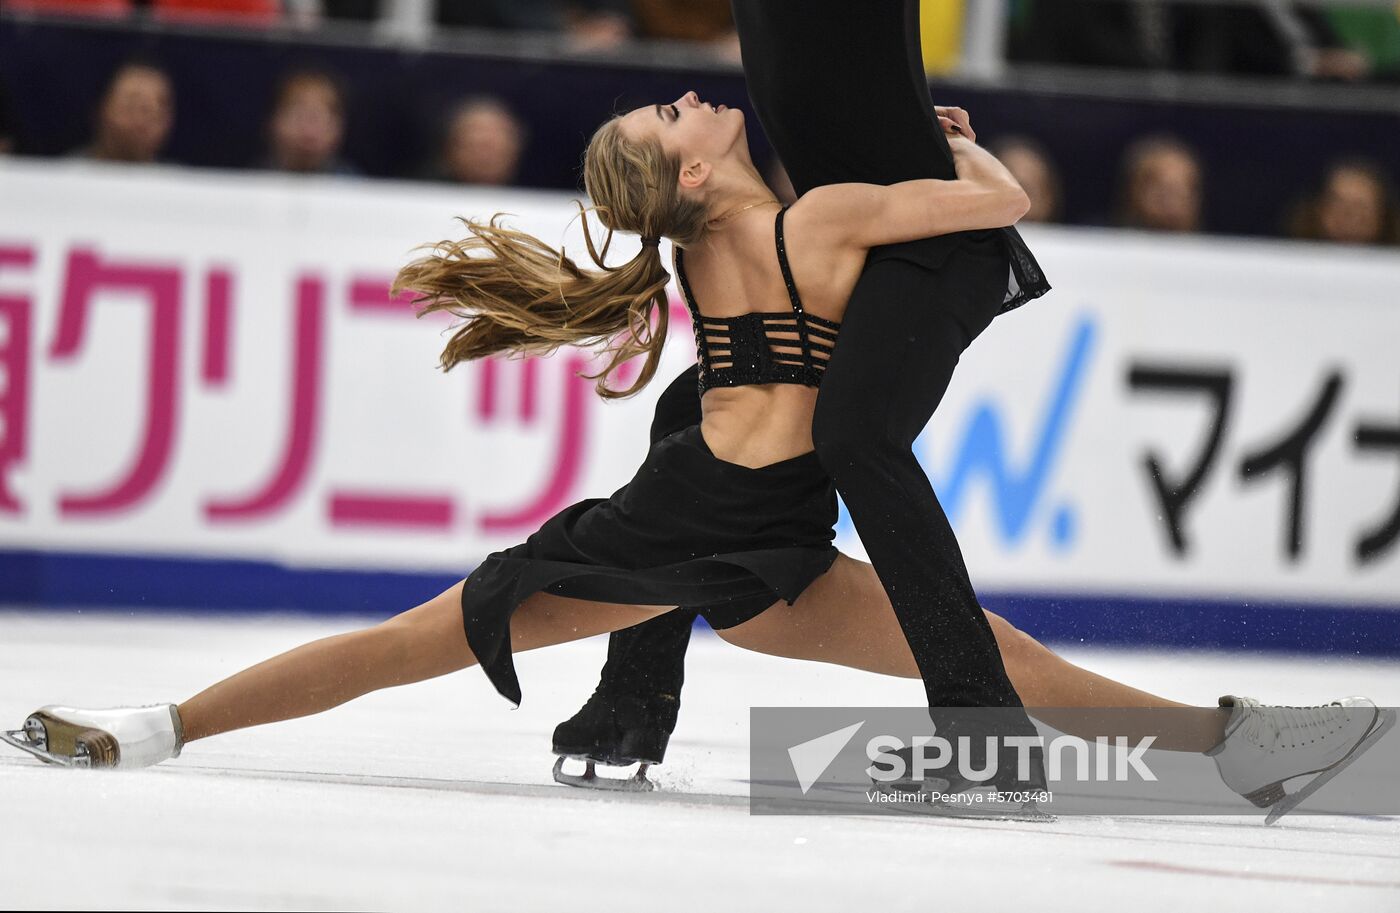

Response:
(459, 210), (839, 707)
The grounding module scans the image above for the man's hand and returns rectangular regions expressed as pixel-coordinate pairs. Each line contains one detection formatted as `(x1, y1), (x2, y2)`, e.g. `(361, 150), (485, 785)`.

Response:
(935, 105), (975, 143)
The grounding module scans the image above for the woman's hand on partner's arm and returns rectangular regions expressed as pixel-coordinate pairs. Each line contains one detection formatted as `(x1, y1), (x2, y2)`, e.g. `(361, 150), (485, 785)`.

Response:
(934, 105), (975, 142)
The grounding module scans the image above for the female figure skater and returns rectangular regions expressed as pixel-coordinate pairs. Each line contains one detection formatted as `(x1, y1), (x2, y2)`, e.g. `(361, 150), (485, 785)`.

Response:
(555, 0), (1053, 779)
(5, 91), (1386, 821)
(4, 86), (1038, 769)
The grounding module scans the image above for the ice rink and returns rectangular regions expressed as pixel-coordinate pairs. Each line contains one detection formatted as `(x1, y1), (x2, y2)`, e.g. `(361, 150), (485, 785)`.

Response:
(0, 610), (1397, 912)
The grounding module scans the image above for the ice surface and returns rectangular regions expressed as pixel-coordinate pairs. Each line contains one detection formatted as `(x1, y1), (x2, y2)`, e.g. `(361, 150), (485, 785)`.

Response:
(1, 611), (1397, 912)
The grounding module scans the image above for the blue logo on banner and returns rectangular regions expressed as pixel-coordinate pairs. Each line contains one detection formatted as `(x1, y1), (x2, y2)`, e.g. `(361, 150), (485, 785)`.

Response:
(835, 315), (1096, 551)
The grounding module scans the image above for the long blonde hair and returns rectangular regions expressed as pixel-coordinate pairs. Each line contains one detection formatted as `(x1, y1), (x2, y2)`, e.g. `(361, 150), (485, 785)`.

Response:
(393, 117), (708, 398)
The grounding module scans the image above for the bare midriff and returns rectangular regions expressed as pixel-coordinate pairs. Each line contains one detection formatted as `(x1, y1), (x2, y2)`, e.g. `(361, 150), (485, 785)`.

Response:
(698, 383), (819, 469)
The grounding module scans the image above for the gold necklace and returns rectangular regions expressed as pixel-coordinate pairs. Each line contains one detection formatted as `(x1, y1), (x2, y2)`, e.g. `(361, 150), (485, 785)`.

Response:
(707, 197), (779, 228)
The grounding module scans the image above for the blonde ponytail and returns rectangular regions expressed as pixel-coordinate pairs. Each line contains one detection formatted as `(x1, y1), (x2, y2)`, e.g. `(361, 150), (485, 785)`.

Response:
(393, 118), (707, 398)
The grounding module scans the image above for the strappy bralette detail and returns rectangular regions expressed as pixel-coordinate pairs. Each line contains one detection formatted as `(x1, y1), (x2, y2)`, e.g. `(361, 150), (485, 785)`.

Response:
(675, 207), (841, 395)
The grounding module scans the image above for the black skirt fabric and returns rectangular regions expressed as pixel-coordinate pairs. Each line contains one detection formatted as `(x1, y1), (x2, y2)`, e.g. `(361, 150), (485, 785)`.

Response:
(460, 425), (839, 705)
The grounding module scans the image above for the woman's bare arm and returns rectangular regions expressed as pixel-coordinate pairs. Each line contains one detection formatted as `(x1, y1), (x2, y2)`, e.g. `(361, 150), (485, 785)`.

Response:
(795, 136), (1029, 249)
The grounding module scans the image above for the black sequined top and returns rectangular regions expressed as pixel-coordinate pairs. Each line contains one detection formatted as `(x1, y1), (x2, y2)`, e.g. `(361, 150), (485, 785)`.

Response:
(675, 207), (840, 396)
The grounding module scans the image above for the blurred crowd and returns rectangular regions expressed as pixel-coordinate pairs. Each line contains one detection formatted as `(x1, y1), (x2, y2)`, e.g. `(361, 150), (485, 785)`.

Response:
(989, 133), (1399, 246)
(0, 54), (1396, 249)
(6, 1), (1400, 80)
(766, 130), (1398, 246)
(0, 58), (529, 185)
(1008, 0), (1400, 82)
(3, 0), (743, 59)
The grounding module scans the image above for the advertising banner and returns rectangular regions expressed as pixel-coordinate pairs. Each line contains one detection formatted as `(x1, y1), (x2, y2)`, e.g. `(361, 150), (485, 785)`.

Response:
(2, 161), (1397, 649)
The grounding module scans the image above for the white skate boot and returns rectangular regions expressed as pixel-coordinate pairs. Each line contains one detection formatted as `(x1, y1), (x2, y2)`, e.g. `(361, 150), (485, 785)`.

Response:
(1206, 695), (1395, 824)
(1, 704), (184, 769)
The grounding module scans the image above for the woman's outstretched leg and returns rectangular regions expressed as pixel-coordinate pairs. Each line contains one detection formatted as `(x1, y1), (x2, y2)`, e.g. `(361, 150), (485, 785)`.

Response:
(180, 582), (670, 744)
(179, 581), (472, 743)
(717, 555), (1229, 752)
(8, 583), (671, 768)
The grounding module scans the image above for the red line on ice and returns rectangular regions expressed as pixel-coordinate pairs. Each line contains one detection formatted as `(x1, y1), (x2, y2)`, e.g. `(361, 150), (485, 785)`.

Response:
(1109, 860), (1400, 889)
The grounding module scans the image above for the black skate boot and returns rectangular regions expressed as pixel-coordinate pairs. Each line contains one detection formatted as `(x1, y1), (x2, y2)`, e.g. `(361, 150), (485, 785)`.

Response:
(551, 610), (694, 791)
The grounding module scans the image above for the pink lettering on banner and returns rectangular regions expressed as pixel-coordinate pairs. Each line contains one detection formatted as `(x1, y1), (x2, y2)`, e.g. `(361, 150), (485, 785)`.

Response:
(0, 245), (35, 513)
(327, 274), (460, 530)
(668, 292), (691, 335)
(609, 352), (642, 391)
(479, 354), (591, 534)
(476, 357), (543, 424)
(205, 276), (325, 520)
(520, 358), (539, 421)
(202, 268), (233, 386)
(478, 356), (500, 420)
(347, 276), (418, 314)
(469, 293), (692, 533)
(328, 493), (455, 529)
(51, 248), (182, 516)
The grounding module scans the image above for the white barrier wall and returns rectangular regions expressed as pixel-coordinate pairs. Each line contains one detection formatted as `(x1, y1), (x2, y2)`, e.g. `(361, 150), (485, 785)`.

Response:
(1, 160), (1398, 631)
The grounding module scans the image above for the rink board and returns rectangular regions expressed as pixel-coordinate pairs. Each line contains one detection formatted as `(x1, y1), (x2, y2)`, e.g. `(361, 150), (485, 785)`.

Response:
(2, 547), (1399, 656)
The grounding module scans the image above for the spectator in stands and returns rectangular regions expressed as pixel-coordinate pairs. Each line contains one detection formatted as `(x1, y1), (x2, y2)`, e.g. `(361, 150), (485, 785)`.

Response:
(263, 70), (358, 175)
(990, 136), (1062, 223)
(1117, 135), (1202, 233)
(1325, 5), (1400, 82)
(563, 2), (632, 52)
(1010, 0), (1369, 80)
(0, 78), (16, 155)
(1290, 159), (1399, 246)
(76, 60), (175, 164)
(437, 96), (526, 186)
(629, 0), (739, 60)
(435, 1), (632, 52)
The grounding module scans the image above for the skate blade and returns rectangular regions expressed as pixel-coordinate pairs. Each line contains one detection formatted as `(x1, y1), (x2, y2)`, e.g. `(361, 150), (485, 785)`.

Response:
(1, 711), (119, 769)
(0, 728), (89, 768)
(551, 756), (655, 793)
(1265, 707), (1396, 825)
